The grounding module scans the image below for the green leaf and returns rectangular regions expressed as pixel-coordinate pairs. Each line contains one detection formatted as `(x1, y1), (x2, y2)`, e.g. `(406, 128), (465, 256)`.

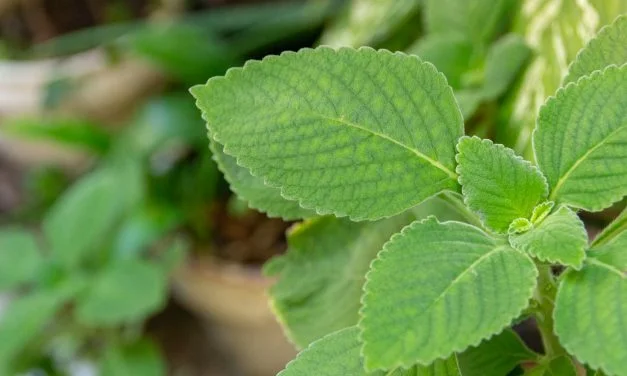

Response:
(191, 47), (463, 221)
(482, 34), (531, 100)
(360, 218), (537, 370)
(456, 136), (548, 232)
(210, 139), (314, 220)
(554, 237), (627, 376)
(564, 15), (627, 84)
(509, 206), (588, 269)
(592, 206), (627, 246)
(43, 170), (125, 269)
(100, 339), (165, 376)
(525, 356), (577, 376)
(457, 329), (538, 376)
(454, 89), (484, 119)
(266, 212), (415, 348)
(0, 228), (42, 290)
(76, 261), (167, 326)
(278, 326), (460, 376)
(408, 34), (473, 89)
(534, 65), (627, 211)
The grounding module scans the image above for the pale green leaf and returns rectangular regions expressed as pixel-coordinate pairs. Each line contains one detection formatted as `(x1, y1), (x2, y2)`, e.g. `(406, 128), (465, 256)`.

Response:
(100, 339), (165, 376)
(508, 218), (533, 235)
(192, 47), (463, 221)
(278, 326), (461, 376)
(529, 201), (554, 224)
(210, 139), (314, 220)
(565, 15), (627, 84)
(525, 356), (577, 376)
(534, 65), (627, 211)
(482, 34), (531, 100)
(554, 239), (627, 376)
(456, 136), (548, 232)
(76, 261), (167, 326)
(509, 206), (588, 269)
(408, 34), (473, 89)
(43, 170), (125, 269)
(266, 213), (414, 348)
(457, 329), (538, 376)
(360, 218), (537, 370)
(0, 228), (42, 290)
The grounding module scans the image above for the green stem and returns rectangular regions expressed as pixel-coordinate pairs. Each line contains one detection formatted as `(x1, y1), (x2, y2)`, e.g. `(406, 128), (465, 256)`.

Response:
(440, 192), (485, 228)
(533, 264), (566, 357)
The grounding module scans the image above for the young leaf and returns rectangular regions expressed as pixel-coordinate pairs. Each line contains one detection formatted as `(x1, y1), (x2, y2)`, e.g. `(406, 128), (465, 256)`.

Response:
(482, 34), (531, 100)
(525, 356), (577, 376)
(278, 326), (460, 376)
(100, 339), (165, 376)
(360, 218), (537, 370)
(457, 329), (538, 376)
(456, 136), (548, 232)
(564, 15), (627, 84)
(76, 261), (167, 326)
(509, 206), (587, 269)
(210, 139), (314, 220)
(0, 228), (42, 290)
(266, 213), (414, 348)
(191, 47), (463, 221)
(534, 65), (627, 212)
(554, 233), (627, 376)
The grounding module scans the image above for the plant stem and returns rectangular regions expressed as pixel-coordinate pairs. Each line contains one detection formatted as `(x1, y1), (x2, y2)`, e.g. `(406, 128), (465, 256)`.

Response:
(533, 263), (566, 357)
(440, 192), (484, 228)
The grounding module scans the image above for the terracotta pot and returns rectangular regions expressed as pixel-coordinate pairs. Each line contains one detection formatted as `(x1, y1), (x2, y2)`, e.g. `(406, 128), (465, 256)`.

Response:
(172, 255), (296, 376)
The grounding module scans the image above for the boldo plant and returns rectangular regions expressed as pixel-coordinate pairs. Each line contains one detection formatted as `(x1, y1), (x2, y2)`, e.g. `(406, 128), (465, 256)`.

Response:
(191, 15), (627, 376)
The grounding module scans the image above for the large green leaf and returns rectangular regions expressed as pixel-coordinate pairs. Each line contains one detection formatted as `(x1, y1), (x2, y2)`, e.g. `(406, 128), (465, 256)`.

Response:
(526, 356), (577, 376)
(278, 326), (461, 376)
(210, 139), (314, 220)
(192, 47), (463, 221)
(75, 261), (167, 326)
(0, 228), (42, 290)
(457, 329), (538, 376)
(456, 136), (548, 232)
(564, 15), (627, 84)
(509, 206), (588, 269)
(554, 233), (627, 376)
(100, 339), (165, 376)
(360, 218), (537, 370)
(265, 212), (414, 348)
(534, 65), (627, 211)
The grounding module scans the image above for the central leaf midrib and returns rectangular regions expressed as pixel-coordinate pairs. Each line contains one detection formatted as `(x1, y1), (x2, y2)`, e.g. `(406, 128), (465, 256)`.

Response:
(316, 113), (458, 180)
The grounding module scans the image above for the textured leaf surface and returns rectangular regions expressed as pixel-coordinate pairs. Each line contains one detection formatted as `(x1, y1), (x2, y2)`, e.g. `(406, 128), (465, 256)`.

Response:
(526, 356), (577, 376)
(266, 213), (413, 348)
(534, 65), (627, 211)
(0, 228), (42, 289)
(457, 329), (538, 376)
(565, 15), (627, 84)
(192, 47), (463, 220)
(509, 206), (587, 269)
(100, 340), (165, 376)
(210, 140), (313, 220)
(554, 233), (627, 376)
(76, 261), (167, 325)
(456, 136), (548, 232)
(360, 218), (537, 370)
(278, 326), (461, 376)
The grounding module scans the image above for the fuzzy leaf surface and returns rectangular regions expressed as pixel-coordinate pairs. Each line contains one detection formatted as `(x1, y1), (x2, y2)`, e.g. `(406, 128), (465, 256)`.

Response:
(192, 47), (463, 220)
(278, 326), (460, 376)
(554, 232), (627, 376)
(564, 15), (627, 84)
(509, 206), (587, 269)
(210, 140), (313, 220)
(265, 213), (413, 348)
(360, 218), (537, 370)
(456, 136), (548, 232)
(534, 65), (627, 211)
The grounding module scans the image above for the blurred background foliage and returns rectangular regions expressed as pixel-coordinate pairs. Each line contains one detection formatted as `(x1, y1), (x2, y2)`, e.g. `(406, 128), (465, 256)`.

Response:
(0, 0), (625, 375)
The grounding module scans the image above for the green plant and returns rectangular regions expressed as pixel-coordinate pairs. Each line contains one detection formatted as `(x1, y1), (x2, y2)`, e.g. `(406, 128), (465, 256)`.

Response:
(191, 15), (627, 376)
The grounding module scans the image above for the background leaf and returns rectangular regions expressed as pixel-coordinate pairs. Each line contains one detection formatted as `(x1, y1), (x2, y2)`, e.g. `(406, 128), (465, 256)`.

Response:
(100, 339), (165, 376)
(526, 356), (577, 376)
(509, 206), (587, 269)
(0, 228), (42, 290)
(76, 260), (167, 326)
(456, 136), (548, 232)
(482, 34), (531, 100)
(564, 15), (627, 84)
(192, 47), (463, 220)
(360, 218), (537, 370)
(534, 65), (627, 211)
